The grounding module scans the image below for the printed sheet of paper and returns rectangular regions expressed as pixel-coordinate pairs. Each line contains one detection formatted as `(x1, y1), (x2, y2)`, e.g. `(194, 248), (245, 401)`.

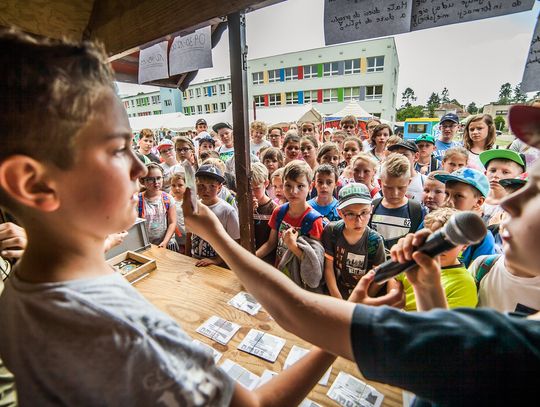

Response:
(228, 291), (262, 315)
(284, 345), (332, 386)
(237, 329), (286, 362)
(324, 0), (412, 45)
(169, 26), (213, 76)
(299, 400), (321, 407)
(411, 0), (534, 32)
(138, 41), (169, 84)
(522, 14), (540, 93)
(327, 372), (384, 407)
(191, 339), (223, 364)
(220, 359), (260, 391)
(196, 316), (240, 345)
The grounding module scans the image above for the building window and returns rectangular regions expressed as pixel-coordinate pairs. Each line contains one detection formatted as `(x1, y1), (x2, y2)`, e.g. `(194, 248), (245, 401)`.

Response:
(220, 102), (227, 111)
(365, 85), (383, 100)
(323, 62), (339, 77)
(212, 103), (218, 112)
(183, 91), (188, 100)
(228, 83), (232, 93)
(135, 98), (142, 107)
(286, 92), (298, 105)
(195, 88), (201, 98)
(343, 87), (360, 101)
(123, 101), (129, 109)
(367, 56), (385, 72)
(252, 72), (264, 85)
(268, 93), (281, 106)
(184, 107), (191, 115)
(268, 69), (280, 83)
(303, 90), (318, 104)
(323, 89), (339, 103)
(130, 100), (134, 107)
(254, 95), (265, 107)
(197, 105), (203, 114)
(344, 59), (360, 74)
(303, 64), (318, 79)
(164, 99), (172, 107)
(284, 67), (298, 81)
(219, 84), (226, 94)
(211, 85), (217, 95)
(188, 89), (194, 98)
(495, 110), (508, 115)
(151, 95), (160, 104)
(153, 110), (162, 115)
(204, 104), (211, 114)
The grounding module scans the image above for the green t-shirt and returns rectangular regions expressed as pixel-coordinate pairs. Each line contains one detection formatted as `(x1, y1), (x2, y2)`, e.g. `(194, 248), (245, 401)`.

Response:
(397, 262), (478, 312)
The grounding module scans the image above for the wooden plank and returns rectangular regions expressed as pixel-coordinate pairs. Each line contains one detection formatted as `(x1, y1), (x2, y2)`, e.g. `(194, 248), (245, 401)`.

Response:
(136, 246), (404, 406)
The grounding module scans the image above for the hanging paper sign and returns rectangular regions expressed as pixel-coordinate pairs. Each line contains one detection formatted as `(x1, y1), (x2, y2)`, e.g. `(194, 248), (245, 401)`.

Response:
(138, 41), (169, 84)
(169, 26), (213, 76)
(324, 0), (413, 45)
(411, 0), (535, 31)
(521, 15), (540, 93)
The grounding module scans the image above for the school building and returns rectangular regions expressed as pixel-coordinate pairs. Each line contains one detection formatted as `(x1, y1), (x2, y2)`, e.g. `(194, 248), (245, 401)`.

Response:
(121, 88), (183, 117)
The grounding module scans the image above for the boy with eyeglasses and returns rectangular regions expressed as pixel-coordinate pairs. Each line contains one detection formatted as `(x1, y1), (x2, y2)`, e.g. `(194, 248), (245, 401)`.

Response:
(434, 113), (462, 161)
(322, 183), (385, 299)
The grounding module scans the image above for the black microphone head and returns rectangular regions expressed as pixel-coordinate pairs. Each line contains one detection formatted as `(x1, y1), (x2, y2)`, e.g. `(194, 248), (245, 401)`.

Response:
(445, 211), (487, 245)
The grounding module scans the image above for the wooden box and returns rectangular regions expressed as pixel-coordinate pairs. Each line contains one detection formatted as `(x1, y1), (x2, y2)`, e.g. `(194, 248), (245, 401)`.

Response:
(105, 218), (151, 260)
(107, 250), (156, 284)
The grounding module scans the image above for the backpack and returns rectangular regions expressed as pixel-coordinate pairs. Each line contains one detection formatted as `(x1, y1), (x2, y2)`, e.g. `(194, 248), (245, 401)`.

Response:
(330, 220), (382, 258)
(274, 203), (325, 236)
(474, 254), (501, 290)
(369, 197), (424, 233)
(138, 192), (182, 238)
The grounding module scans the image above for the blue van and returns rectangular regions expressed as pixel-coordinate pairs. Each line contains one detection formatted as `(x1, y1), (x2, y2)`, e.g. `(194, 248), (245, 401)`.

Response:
(404, 118), (440, 141)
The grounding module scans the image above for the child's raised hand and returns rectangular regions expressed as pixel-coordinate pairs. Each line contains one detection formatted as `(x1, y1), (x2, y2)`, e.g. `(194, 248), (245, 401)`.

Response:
(349, 271), (405, 308)
(282, 227), (298, 248)
(182, 188), (225, 239)
(0, 222), (27, 260)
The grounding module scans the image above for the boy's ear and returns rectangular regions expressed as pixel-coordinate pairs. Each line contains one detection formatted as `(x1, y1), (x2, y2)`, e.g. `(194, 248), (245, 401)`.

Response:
(0, 155), (60, 212)
(264, 180), (269, 188)
(474, 196), (485, 210)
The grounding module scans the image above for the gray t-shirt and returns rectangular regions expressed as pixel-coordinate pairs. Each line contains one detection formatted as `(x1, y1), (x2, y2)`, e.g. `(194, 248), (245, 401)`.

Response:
(0, 272), (234, 406)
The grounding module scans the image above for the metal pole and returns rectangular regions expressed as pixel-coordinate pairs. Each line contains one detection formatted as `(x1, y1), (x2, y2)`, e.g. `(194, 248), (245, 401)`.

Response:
(228, 11), (255, 252)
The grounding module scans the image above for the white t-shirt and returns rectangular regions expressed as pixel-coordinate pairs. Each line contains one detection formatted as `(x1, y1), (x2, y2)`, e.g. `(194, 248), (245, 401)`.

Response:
(250, 140), (271, 156)
(406, 172), (426, 202)
(470, 255), (540, 313)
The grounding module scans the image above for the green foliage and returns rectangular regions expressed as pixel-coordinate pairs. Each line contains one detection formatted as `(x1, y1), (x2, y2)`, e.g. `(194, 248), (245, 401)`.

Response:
(498, 83), (513, 105)
(494, 115), (506, 131)
(467, 102), (478, 114)
(426, 92), (441, 117)
(441, 87), (450, 103)
(512, 83), (527, 104)
(401, 87), (417, 107)
(396, 105), (425, 121)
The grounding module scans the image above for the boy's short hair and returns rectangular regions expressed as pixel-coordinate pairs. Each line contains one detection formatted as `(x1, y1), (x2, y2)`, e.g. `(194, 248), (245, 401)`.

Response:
(143, 162), (164, 177)
(300, 121), (317, 131)
(283, 160), (313, 183)
(314, 163), (338, 182)
(270, 167), (285, 182)
(201, 157), (226, 174)
(301, 134), (319, 149)
(283, 132), (301, 147)
(268, 125), (283, 135)
(386, 135), (404, 148)
(170, 172), (186, 184)
(260, 147), (284, 166)
(317, 142), (340, 161)
(424, 207), (458, 231)
(342, 136), (363, 150)
(199, 150), (220, 161)
(443, 147), (468, 162)
(251, 162), (269, 185)
(174, 136), (195, 150)
(0, 28), (114, 179)
(351, 152), (379, 170)
(340, 115), (358, 127)
(250, 120), (268, 134)
(381, 153), (410, 178)
(331, 130), (347, 140)
(139, 128), (154, 140)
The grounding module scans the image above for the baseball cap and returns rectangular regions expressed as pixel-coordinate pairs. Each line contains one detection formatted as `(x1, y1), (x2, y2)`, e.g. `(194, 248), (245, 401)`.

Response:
(197, 132), (215, 145)
(499, 172), (528, 188)
(479, 149), (526, 171)
(323, 128), (334, 134)
(414, 133), (435, 145)
(434, 167), (490, 198)
(508, 105), (540, 149)
(440, 113), (459, 124)
(196, 118), (207, 126)
(195, 164), (225, 184)
(337, 183), (372, 210)
(387, 139), (419, 153)
(212, 122), (233, 133)
(157, 139), (174, 152)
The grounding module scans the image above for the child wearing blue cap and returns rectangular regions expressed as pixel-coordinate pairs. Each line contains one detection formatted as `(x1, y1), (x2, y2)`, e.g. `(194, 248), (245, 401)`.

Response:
(434, 168), (497, 267)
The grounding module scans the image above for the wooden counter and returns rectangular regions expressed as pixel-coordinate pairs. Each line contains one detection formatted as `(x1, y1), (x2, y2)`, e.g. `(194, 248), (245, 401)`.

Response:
(135, 245), (403, 407)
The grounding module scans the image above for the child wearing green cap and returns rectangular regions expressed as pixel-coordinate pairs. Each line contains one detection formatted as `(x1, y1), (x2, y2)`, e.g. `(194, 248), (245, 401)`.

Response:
(322, 183), (386, 299)
(414, 134), (441, 175)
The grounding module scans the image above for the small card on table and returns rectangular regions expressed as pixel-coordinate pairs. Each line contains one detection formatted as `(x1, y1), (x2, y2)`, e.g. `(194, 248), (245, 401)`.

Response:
(191, 339), (223, 363)
(237, 329), (286, 362)
(284, 345), (332, 386)
(228, 291), (262, 315)
(327, 372), (384, 407)
(196, 316), (240, 345)
(220, 359), (260, 391)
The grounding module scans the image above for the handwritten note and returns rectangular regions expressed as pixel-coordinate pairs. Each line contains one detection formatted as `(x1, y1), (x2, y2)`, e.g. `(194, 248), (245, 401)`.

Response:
(138, 41), (168, 84)
(411, 0), (534, 31)
(169, 26), (213, 76)
(324, 0), (412, 45)
(521, 15), (540, 93)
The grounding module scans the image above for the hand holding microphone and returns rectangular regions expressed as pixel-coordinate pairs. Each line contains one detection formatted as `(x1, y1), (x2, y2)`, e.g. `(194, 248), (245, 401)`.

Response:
(373, 211), (487, 284)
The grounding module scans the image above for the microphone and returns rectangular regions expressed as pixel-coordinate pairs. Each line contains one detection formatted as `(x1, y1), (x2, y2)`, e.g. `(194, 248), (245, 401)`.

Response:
(373, 211), (487, 283)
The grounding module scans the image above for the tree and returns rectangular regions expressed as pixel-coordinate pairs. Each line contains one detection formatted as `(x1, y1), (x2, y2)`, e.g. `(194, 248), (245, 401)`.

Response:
(401, 87), (417, 107)
(396, 105), (424, 121)
(441, 87), (450, 104)
(512, 83), (527, 104)
(494, 115), (506, 131)
(426, 92), (441, 117)
(449, 98), (462, 107)
(498, 83), (513, 105)
(467, 102), (478, 115)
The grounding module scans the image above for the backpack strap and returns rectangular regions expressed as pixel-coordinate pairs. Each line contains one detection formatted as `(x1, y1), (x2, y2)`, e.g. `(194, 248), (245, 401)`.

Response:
(274, 203), (290, 232)
(300, 209), (324, 236)
(138, 192), (145, 218)
(368, 197), (383, 228)
(431, 155), (439, 171)
(161, 192), (182, 238)
(475, 254), (501, 289)
(407, 199), (423, 232)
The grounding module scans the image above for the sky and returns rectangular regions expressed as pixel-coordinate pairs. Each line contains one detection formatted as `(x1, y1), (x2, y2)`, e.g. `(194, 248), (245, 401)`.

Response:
(116, 0), (540, 109)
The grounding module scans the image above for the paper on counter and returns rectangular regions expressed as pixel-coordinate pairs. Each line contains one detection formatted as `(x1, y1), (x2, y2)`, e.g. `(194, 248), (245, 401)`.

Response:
(284, 345), (332, 386)
(192, 339), (223, 364)
(196, 316), (240, 345)
(228, 291), (262, 315)
(327, 371), (384, 407)
(220, 359), (260, 391)
(237, 329), (286, 363)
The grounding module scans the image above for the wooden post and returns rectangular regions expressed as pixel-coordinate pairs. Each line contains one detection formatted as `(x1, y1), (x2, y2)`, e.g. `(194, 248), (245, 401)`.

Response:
(228, 11), (255, 252)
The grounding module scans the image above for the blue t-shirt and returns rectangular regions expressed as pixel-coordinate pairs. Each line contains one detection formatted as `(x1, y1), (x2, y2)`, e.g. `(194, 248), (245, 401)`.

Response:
(460, 230), (497, 268)
(433, 139), (462, 161)
(307, 198), (341, 222)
